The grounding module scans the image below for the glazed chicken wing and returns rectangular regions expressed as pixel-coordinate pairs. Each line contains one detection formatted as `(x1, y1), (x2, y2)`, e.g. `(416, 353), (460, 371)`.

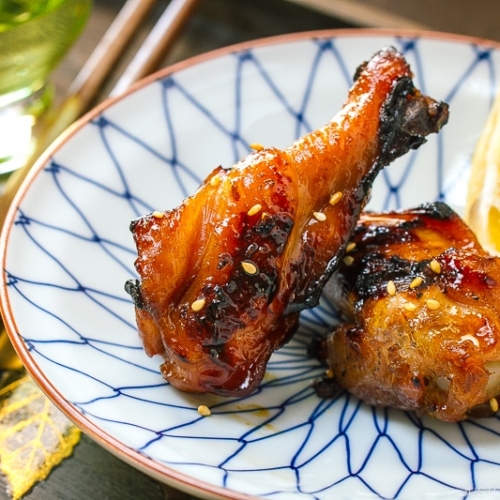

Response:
(320, 202), (500, 422)
(125, 47), (449, 397)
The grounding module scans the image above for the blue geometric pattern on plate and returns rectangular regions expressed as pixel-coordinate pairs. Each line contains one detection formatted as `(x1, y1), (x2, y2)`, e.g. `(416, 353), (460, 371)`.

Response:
(3, 32), (500, 499)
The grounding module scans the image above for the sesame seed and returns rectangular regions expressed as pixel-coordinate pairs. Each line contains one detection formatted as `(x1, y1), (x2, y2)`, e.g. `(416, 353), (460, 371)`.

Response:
(329, 191), (343, 206)
(346, 242), (356, 253)
(403, 302), (417, 312)
(197, 404), (211, 416)
(247, 203), (262, 216)
(313, 211), (327, 222)
(325, 369), (334, 379)
(241, 260), (258, 275)
(430, 259), (441, 274)
(387, 280), (396, 296)
(191, 298), (206, 312)
(151, 211), (164, 218)
(250, 142), (264, 151)
(426, 299), (440, 310)
(210, 174), (221, 187)
(409, 276), (423, 289)
(459, 334), (480, 347)
(490, 398), (499, 413)
(343, 255), (354, 266)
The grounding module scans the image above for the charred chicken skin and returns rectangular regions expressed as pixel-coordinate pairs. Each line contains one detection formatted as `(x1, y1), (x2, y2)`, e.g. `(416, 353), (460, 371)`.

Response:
(125, 47), (449, 397)
(320, 202), (500, 422)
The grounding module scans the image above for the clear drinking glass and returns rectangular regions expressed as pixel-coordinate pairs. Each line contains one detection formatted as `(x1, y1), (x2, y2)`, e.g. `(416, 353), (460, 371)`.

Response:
(0, 0), (92, 175)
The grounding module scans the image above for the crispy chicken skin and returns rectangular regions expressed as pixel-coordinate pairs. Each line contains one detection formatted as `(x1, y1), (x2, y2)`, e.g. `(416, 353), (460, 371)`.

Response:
(125, 47), (449, 397)
(320, 202), (500, 422)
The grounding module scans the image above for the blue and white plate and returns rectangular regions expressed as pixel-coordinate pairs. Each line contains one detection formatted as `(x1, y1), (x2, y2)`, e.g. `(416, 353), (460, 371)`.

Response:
(2, 30), (500, 499)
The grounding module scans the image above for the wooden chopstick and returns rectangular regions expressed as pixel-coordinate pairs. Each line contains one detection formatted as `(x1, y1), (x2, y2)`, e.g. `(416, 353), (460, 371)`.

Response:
(67, 0), (158, 110)
(111, 0), (199, 96)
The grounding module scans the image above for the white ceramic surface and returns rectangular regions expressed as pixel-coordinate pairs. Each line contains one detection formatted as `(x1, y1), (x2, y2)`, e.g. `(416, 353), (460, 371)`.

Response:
(2, 30), (500, 499)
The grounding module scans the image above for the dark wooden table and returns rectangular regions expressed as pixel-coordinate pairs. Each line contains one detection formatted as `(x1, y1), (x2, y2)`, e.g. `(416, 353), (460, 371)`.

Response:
(5, 0), (500, 498)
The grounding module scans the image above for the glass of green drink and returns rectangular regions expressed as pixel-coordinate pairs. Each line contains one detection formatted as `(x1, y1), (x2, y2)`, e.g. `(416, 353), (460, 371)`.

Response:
(0, 0), (92, 175)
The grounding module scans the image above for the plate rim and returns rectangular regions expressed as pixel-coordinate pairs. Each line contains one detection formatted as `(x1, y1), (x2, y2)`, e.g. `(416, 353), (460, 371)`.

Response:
(2, 27), (500, 499)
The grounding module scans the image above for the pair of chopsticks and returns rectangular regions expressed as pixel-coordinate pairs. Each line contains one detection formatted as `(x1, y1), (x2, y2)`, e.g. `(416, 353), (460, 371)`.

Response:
(0, 0), (199, 370)
(72, 0), (200, 101)
(0, 0), (199, 228)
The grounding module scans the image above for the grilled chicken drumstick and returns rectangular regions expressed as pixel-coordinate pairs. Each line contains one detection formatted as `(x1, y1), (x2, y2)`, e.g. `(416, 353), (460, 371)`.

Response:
(320, 202), (500, 422)
(125, 47), (449, 396)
